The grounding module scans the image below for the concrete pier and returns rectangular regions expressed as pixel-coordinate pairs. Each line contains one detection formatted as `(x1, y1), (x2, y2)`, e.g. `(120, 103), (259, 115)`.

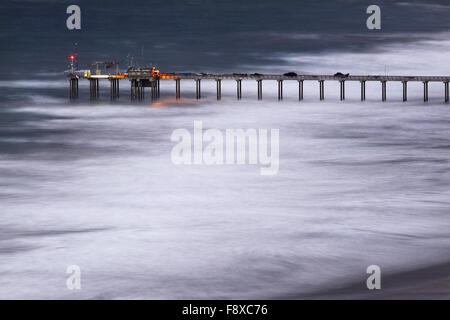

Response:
(151, 81), (156, 99)
(278, 80), (283, 100)
(130, 80), (135, 100)
(402, 81), (408, 102)
(381, 81), (387, 102)
(110, 79), (119, 100)
(445, 82), (449, 103)
(138, 81), (144, 100)
(237, 79), (242, 100)
(257, 80), (262, 100)
(157, 79), (160, 98)
(319, 80), (324, 100)
(131, 80), (145, 101)
(196, 79), (201, 100)
(423, 81), (429, 102)
(298, 80), (303, 101)
(216, 79), (221, 100)
(175, 79), (181, 99)
(340, 80), (345, 101)
(89, 79), (99, 100)
(360, 81), (366, 101)
(72, 68), (450, 103)
(69, 78), (78, 99)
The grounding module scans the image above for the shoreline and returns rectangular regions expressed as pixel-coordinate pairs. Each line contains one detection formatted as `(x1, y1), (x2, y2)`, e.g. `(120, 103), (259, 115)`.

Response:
(283, 261), (450, 299)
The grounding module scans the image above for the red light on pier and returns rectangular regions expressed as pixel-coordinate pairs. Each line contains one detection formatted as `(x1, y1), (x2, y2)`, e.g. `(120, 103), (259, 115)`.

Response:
(69, 55), (75, 61)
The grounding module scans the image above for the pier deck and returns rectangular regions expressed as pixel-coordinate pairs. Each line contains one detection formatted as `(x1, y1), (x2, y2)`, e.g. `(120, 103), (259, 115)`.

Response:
(67, 66), (450, 103)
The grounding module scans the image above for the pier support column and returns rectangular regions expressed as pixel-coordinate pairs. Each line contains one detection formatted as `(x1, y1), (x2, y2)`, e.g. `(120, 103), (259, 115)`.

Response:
(340, 80), (345, 101)
(151, 81), (154, 99)
(257, 80), (262, 100)
(157, 79), (160, 99)
(110, 79), (114, 100)
(277, 80), (283, 100)
(69, 78), (78, 99)
(131, 80), (137, 101)
(298, 80), (303, 101)
(175, 79), (181, 100)
(151, 81), (158, 100)
(381, 81), (387, 102)
(319, 80), (324, 100)
(402, 81), (408, 102)
(139, 81), (145, 100)
(136, 81), (140, 100)
(423, 81), (429, 102)
(445, 82), (449, 103)
(90, 78), (99, 100)
(216, 79), (221, 100)
(196, 79), (201, 100)
(110, 79), (119, 100)
(360, 81), (366, 101)
(236, 79), (242, 100)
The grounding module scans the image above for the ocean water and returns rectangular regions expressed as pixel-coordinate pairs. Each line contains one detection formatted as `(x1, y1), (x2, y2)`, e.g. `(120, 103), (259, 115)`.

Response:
(1, 1), (450, 299)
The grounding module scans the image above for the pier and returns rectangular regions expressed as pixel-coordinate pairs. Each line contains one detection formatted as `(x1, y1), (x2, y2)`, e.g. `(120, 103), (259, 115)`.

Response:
(66, 59), (450, 103)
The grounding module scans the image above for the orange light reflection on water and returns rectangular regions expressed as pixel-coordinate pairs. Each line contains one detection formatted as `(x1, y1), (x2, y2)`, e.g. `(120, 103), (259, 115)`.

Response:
(150, 98), (195, 107)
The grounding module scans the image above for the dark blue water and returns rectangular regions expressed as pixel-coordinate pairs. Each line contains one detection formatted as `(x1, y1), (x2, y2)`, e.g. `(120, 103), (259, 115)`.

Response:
(2, 0), (450, 75)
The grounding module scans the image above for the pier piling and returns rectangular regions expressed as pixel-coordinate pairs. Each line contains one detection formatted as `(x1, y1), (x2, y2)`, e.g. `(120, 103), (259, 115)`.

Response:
(110, 79), (120, 100)
(319, 80), (324, 100)
(130, 80), (136, 100)
(360, 81), (366, 101)
(157, 79), (160, 99)
(445, 82), (449, 103)
(381, 81), (387, 101)
(257, 80), (263, 100)
(423, 81), (429, 102)
(175, 79), (181, 99)
(237, 79), (242, 100)
(277, 80), (283, 100)
(69, 78), (78, 99)
(340, 80), (345, 101)
(216, 79), (221, 100)
(298, 80), (303, 101)
(89, 79), (99, 100)
(196, 79), (201, 100)
(402, 81), (408, 102)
